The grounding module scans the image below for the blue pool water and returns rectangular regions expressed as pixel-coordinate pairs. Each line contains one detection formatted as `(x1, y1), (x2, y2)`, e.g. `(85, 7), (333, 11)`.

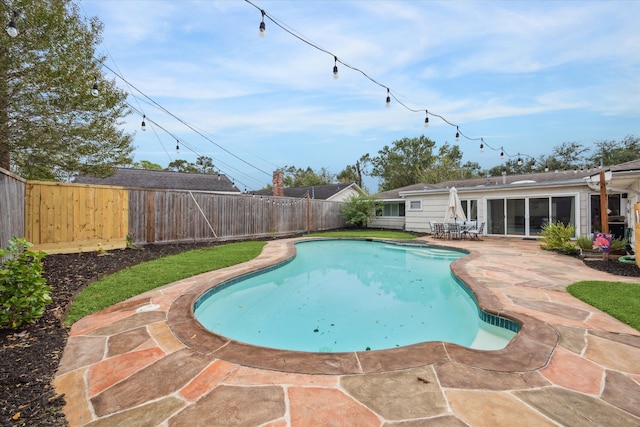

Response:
(194, 239), (518, 352)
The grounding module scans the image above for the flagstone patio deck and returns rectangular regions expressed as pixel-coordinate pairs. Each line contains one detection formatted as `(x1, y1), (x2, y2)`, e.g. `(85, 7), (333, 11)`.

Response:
(53, 237), (640, 426)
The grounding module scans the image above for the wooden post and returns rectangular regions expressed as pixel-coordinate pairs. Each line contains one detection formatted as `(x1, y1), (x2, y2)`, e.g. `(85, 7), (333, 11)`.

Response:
(599, 170), (608, 234)
(599, 170), (609, 261)
(306, 195), (311, 234)
(145, 190), (156, 243)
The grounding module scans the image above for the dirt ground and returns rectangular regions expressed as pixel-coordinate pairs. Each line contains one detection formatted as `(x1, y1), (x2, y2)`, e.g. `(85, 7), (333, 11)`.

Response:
(0, 241), (638, 426)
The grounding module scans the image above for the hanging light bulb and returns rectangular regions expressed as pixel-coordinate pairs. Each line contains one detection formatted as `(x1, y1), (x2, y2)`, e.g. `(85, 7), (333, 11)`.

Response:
(544, 165), (549, 172)
(424, 110), (429, 128)
(91, 77), (99, 97)
(385, 88), (391, 107)
(176, 140), (180, 151)
(333, 56), (339, 79)
(259, 10), (266, 37)
(6, 10), (18, 37)
(531, 159), (536, 170)
(141, 115), (147, 131)
(480, 138), (484, 152)
(500, 147), (504, 159)
(517, 154), (523, 166)
(455, 126), (460, 142)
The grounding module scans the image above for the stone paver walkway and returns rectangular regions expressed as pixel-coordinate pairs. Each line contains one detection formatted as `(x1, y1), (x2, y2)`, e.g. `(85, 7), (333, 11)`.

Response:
(54, 237), (640, 426)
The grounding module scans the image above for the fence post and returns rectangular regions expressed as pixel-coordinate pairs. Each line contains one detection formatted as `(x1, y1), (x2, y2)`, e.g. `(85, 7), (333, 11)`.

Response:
(145, 190), (155, 243)
(306, 195), (311, 234)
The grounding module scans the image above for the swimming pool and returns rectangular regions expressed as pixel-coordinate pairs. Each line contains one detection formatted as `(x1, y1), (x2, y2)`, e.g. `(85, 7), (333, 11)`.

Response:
(194, 239), (518, 352)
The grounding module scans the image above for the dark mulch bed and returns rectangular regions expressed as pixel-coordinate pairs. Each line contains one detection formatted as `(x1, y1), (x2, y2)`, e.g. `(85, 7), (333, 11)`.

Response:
(1, 242), (639, 426)
(583, 259), (640, 277)
(0, 242), (219, 427)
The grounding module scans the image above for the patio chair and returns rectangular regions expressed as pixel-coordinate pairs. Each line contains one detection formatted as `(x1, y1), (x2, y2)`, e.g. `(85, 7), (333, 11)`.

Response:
(432, 222), (446, 239)
(446, 222), (461, 240)
(467, 222), (485, 240)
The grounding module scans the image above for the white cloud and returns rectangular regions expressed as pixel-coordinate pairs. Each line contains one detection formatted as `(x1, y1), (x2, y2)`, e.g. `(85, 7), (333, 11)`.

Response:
(79, 0), (640, 190)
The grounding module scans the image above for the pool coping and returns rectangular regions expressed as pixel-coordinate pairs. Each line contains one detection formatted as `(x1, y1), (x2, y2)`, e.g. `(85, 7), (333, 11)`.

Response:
(167, 237), (559, 375)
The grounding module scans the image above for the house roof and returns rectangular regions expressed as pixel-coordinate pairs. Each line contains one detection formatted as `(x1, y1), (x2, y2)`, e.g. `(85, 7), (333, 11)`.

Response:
(73, 168), (241, 193)
(253, 182), (361, 200)
(375, 158), (640, 199)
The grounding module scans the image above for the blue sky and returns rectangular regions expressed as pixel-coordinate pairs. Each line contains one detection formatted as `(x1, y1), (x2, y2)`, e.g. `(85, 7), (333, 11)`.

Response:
(79, 0), (640, 192)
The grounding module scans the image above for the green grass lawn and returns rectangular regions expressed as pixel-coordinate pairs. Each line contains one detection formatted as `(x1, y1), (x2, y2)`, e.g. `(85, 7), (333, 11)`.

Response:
(65, 241), (266, 325)
(567, 280), (640, 331)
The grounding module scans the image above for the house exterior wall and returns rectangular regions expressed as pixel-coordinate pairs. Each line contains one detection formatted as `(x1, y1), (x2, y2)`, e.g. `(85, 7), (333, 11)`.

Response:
(327, 186), (362, 202)
(403, 184), (588, 237)
(369, 216), (405, 229)
(404, 194), (449, 233)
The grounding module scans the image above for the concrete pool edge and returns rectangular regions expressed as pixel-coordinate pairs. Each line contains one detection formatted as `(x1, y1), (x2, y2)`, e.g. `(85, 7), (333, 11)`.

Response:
(167, 237), (559, 375)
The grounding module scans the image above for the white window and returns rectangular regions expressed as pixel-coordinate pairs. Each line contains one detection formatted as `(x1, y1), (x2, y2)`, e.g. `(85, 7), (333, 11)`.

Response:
(408, 200), (422, 211)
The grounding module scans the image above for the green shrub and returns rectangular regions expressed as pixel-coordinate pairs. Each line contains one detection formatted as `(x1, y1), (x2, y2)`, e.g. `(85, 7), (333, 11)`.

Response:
(339, 194), (382, 228)
(576, 234), (627, 252)
(610, 237), (627, 252)
(540, 221), (578, 254)
(576, 235), (592, 250)
(0, 238), (51, 329)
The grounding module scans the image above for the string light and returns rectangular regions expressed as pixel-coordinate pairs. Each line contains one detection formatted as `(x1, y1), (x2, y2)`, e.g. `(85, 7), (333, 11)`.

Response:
(4, 1), (267, 190)
(259, 10), (266, 37)
(86, 0), (547, 188)
(91, 76), (99, 96)
(242, 0), (546, 168)
(6, 10), (18, 37)
(517, 154), (522, 166)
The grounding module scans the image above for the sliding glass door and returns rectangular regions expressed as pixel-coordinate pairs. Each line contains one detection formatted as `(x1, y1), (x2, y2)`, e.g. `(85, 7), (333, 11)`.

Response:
(486, 195), (575, 237)
(506, 199), (525, 235)
(529, 198), (550, 235)
(487, 199), (505, 234)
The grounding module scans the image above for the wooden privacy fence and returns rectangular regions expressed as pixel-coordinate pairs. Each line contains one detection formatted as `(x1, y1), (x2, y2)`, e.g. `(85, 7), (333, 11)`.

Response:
(17, 181), (346, 254)
(25, 181), (129, 254)
(0, 168), (26, 250)
(127, 189), (346, 245)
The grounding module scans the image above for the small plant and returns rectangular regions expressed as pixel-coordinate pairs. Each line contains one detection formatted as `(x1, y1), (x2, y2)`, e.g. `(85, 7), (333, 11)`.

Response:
(576, 235), (592, 250)
(126, 234), (143, 250)
(540, 221), (578, 254)
(610, 237), (627, 252)
(0, 237), (52, 329)
(96, 242), (107, 256)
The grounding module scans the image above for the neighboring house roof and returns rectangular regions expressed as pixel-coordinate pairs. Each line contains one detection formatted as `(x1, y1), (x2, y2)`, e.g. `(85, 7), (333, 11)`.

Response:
(253, 182), (363, 200)
(73, 168), (241, 193)
(374, 158), (640, 199)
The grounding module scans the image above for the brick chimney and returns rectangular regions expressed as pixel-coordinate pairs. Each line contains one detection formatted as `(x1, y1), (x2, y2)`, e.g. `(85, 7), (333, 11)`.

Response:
(273, 170), (284, 197)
